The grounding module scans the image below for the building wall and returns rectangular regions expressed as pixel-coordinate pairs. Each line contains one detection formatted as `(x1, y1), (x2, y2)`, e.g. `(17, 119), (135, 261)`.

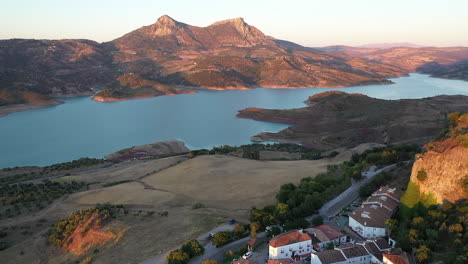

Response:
(269, 240), (312, 259)
(349, 217), (386, 238)
(344, 255), (372, 264)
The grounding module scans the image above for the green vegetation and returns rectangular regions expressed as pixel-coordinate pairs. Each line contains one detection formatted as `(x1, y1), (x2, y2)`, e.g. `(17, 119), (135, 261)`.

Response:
(167, 240), (204, 264)
(400, 182), (437, 212)
(0, 157), (108, 185)
(189, 143), (323, 160)
(0, 180), (86, 218)
(202, 260), (218, 264)
(416, 169), (427, 182)
(389, 200), (467, 264)
(312, 216), (324, 226)
(47, 203), (122, 246)
(102, 180), (133, 187)
(192, 202), (205, 209)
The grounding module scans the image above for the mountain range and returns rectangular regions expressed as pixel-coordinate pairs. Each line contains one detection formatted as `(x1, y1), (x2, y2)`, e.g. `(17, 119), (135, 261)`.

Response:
(1, 15), (467, 108)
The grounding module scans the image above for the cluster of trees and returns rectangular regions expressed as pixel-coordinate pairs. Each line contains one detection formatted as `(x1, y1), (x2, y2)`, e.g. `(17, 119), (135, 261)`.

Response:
(166, 239), (204, 264)
(188, 143), (323, 160)
(0, 180), (86, 218)
(47, 204), (121, 246)
(46, 158), (106, 171)
(388, 200), (467, 264)
(358, 144), (420, 167)
(211, 224), (249, 247)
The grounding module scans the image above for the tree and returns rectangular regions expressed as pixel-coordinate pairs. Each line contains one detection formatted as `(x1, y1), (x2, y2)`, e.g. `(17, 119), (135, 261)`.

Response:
(212, 232), (232, 247)
(181, 240), (204, 258)
(284, 218), (309, 231)
(250, 222), (260, 238)
(233, 224), (245, 234)
(166, 249), (190, 264)
(417, 170), (427, 182)
(312, 216), (324, 226)
(267, 226), (282, 237)
(415, 245), (431, 264)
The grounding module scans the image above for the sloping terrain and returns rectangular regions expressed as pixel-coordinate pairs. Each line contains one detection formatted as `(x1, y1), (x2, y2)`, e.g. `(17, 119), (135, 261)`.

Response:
(237, 91), (468, 149)
(0, 16), (408, 108)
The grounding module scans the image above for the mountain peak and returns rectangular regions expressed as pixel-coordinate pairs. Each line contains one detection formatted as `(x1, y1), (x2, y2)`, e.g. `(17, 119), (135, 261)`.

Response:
(151, 15), (183, 36)
(211, 17), (246, 26)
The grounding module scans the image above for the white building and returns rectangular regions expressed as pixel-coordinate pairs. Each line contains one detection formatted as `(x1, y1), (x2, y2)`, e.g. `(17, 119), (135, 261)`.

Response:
(349, 187), (402, 239)
(268, 229), (312, 261)
(311, 238), (401, 264)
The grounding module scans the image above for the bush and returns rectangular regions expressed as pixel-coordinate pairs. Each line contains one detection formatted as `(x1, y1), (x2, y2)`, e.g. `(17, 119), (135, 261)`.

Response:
(312, 216), (324, 226)
(192, 202), (205, 209)
(417, 169), (427, 182)
(212, 232), (233, 247)
(166, 249), (190, 264)
(181, 240), (204, 258)
(284, 218), (309, 231)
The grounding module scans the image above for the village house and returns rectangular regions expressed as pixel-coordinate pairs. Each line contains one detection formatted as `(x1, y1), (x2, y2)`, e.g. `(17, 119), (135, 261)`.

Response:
(348, 186), (402, 238)
(306, 224), (347, 251)
(268, 229), (313, 261)
(310, 238), (411, 264)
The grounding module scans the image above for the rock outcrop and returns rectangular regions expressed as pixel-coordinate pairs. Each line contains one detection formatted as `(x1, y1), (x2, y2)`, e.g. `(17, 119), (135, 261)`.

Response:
(105, 140), (190, 162)
(408, 113), (468, 204)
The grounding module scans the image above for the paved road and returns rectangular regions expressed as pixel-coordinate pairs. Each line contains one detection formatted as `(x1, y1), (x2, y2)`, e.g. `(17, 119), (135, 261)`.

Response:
(190, 232), (267, 264)
(315, 163), (398, 218)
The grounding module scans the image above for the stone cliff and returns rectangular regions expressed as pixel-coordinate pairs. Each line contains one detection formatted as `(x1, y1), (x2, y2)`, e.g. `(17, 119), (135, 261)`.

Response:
(408, 113), (468, 204)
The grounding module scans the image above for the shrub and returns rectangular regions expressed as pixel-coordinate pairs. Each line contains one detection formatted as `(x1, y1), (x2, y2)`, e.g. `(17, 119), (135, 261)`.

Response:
(417, 169), (427, 182)
(181, 240), (204, 258)
(212, 232), (232, 247)
(192, 202), (205, 209)
(312, 216), (324, 226)
(166, 249), (190, 264)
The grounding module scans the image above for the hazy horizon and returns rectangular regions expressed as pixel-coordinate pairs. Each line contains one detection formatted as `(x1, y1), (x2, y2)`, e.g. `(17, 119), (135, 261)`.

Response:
(2, 0), (468, 47)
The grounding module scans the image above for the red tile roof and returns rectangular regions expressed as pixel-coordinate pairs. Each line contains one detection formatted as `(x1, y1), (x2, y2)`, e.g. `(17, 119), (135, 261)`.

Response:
(310, 224), (346, 241)
(269, 230), (312, 248)
(383, 252), (410, 264)
(267, 259), (294, 264)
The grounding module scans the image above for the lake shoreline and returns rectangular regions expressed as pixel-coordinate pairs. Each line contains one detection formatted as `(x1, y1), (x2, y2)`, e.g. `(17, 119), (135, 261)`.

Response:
(0, 100), (64, 118)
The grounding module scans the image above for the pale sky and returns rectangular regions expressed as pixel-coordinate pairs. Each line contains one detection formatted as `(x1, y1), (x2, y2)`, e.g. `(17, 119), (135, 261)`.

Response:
(2, 0), (468, 47)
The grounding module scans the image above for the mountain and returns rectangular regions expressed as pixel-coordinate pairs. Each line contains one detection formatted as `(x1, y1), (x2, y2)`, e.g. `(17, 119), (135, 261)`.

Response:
(320, 45), (468, 72)
(237, 91), (468, 149)
(358, 42), (425, 49)
(0, 15), (408, 109)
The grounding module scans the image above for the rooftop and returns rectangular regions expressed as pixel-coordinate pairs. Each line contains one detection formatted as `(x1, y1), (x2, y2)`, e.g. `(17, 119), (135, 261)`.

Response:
(350, 204), (393, 228)
(269, 229), (312, 248)
(267, 259), (294, 264)
(338, 244), (369, 258)
(313, 250), (346, 264)
(383, 248), (410, 264)
(371, 186), (403, 201)
(307, 224), (346, 243)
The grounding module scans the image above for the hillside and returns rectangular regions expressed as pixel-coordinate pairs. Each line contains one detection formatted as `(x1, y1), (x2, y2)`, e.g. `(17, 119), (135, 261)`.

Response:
(0, 16), (408, 109)
(402, 112), (468, 206)
(320, 45), (468, 79)
(237, 91), (468, 149)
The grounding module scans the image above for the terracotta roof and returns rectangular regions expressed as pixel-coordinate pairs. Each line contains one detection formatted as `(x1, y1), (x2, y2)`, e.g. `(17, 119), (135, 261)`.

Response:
(307, 224), (346, 243)
(338, 244), (369, 258)
(269, 230), (312, 248)
(383, 250), (410, 264)
(267, 259), (294, 264)
(313, 250), (346, 264)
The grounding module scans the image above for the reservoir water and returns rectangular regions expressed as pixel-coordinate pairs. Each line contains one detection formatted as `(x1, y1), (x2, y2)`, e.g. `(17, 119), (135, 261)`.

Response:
(0, 74), (467, 168)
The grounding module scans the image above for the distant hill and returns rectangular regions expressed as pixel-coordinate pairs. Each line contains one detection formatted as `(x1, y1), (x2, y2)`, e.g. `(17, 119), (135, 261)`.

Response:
(358, 42), (425, 49)
(237, 91), (468, 149)
(0, 15), (407, 108)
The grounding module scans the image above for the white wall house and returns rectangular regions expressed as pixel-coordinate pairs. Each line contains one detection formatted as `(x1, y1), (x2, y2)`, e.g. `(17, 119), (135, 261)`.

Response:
(269, 229), (312, 260)
(307, 224), (347, 251)
(349, 213), (387, 239)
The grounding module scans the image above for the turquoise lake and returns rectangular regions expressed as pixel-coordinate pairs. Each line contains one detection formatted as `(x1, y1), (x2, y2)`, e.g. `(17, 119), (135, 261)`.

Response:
(0, 73), (467, 168)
